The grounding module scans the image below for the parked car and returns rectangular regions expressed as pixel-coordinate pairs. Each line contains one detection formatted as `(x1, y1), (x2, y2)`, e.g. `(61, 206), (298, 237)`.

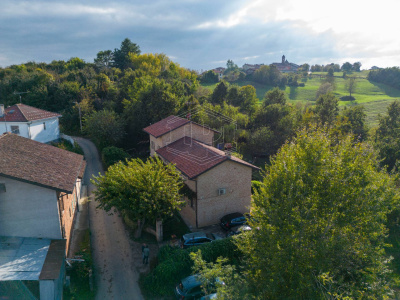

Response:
(220, 212), (247, 230)
(181, 232), (223, 249)
(227, 224), (252, 237)
(175, 275), (222, 300)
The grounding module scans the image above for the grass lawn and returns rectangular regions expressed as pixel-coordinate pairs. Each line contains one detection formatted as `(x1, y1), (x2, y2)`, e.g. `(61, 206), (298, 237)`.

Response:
(201, 74), (400, 127)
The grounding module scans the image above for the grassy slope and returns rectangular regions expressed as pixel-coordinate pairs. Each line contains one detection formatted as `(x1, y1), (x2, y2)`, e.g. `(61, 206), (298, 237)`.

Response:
(203, 71), (400, 127)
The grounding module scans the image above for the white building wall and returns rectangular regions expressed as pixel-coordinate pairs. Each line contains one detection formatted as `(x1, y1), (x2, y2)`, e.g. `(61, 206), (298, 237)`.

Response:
(30, 118), (60, 143)
(0, 122), (29, 138)
(0, 117), (60, 143)
(0, 176), (62, 239)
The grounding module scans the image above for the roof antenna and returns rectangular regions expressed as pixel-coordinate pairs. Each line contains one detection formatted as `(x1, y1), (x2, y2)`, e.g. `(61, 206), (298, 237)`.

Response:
(13, 91), (30, 103)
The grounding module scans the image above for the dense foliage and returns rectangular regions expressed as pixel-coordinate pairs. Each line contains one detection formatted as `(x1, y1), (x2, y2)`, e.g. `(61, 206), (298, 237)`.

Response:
(368, 67), (400, 90)
(238, 127), (399, 299)
(91, 156), (184, 236)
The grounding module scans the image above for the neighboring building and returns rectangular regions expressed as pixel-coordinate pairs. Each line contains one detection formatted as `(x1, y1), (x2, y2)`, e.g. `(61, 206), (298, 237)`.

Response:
(271, 55), (299, 73)
(0, 133), (86, 255)
(144, 116), (259, 228)
(0, 103), (61, 143)
(0, 237), (66, 300)
(212, 67), (226, 81)
(143, 115), (218, 156)
(242, 63), (264, 75)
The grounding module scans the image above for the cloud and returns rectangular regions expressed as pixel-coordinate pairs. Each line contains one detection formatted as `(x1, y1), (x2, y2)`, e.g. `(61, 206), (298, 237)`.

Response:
(0, 0), (399, 70)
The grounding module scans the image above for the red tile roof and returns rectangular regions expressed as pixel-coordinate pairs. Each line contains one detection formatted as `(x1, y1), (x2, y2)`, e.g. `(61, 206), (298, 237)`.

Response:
(0, 133), (85, 193)
(143, 115), (219, 138)
(156, 137), (259, 179)
(0, 104), (61, 122)
(143, 115), (190, 138)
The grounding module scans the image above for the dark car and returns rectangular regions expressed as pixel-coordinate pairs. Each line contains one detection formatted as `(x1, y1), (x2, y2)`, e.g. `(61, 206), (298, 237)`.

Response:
(181, 232), (223, 249)
(220, 212), (247, 230)
(227, 224), (252, 237)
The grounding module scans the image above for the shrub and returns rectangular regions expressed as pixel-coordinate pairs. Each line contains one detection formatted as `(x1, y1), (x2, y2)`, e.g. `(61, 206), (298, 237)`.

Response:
(340, 95), (356, 101)
(140, 238), (241, 297)
(101, 146), (130, 169)
(51, 139), (84, 155)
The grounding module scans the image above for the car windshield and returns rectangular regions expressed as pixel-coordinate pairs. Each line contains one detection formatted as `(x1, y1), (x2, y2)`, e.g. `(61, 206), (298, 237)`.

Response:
(206, 233), (215, 240)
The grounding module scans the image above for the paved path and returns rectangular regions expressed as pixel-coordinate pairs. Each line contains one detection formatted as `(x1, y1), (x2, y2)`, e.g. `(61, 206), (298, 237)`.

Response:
(74, 137), (144, 300)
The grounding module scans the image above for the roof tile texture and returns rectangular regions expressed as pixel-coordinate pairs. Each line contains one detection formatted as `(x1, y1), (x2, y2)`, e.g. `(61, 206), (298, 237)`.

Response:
(0, 133), (85, 192)
(0, 104), (61, 122)
(156, 137), (258, 179)
(143, 115), (190, 138)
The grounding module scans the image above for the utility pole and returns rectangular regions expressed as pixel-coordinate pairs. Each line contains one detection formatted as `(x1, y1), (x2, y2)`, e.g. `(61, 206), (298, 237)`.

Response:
(73, 102), (82, 133)
(13, 91), (29, 103)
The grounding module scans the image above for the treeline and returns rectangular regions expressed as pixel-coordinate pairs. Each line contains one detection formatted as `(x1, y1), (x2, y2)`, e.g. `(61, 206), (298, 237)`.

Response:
(2, 39), (400, 174)
(368, 67), (400, 90)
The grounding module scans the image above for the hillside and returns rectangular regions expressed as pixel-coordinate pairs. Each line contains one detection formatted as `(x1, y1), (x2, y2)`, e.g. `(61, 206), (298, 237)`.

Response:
(202, 71), (400, 127)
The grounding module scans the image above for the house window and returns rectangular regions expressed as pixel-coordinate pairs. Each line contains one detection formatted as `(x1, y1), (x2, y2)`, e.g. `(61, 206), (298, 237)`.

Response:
(0, 183), (5, 193)
(10, 126), (19, 134)
(151, 141), (155, 150)
(43, 122), (46, 130)
(218, 188), (226, 196)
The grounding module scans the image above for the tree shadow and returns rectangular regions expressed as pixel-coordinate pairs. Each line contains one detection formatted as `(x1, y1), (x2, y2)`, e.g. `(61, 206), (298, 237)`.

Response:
(369, 81), (400, 98)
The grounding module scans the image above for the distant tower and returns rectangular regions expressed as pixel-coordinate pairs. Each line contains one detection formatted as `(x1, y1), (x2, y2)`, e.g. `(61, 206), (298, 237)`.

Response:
(282, 55), (285, 64)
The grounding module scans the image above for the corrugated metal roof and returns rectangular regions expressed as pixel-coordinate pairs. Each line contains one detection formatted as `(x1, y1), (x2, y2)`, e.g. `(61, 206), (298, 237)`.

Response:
(0, 237), (50, 281)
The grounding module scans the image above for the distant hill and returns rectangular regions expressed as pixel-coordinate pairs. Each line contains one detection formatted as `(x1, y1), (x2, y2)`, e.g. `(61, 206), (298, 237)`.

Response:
(202, 70), (400, 127)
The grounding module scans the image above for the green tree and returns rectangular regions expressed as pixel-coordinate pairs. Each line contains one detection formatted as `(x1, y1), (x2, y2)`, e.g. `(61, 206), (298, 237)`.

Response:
(339, 105), (368, 141)
(92, 156), (184, 237)
(341, 62), (352, 72)
(263, 87), (286, 106)
(211, 81), (228, 105)
(315, 82), (334, 100)
(94, 50), (113, 69)
(83, 109), (126, 150)
(238, 127), (399, 299)
(353, 62), (362, 72)
(113, 38), (141, 70)
(374, 100), (400, 172)
(314, 92), (339, 126)
(345, 76), (357, 97)
(200, 70), (219, 83)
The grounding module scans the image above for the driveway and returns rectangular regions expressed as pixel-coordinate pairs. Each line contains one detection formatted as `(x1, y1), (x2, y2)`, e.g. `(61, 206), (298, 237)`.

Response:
(74, 137), (144, 300)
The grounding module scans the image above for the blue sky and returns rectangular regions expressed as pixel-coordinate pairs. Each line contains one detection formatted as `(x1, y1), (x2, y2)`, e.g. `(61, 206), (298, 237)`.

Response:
(1, 0), (399, 71)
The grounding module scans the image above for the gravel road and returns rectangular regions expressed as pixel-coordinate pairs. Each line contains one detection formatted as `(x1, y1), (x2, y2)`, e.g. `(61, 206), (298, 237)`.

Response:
(74, 137), (144, 300)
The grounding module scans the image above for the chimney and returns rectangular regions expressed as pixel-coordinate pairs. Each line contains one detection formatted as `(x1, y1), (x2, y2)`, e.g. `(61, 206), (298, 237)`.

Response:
(0, 104), (4, 117)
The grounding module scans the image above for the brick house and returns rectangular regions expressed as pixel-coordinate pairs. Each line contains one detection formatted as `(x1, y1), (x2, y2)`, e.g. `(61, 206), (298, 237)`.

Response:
(0, 103), (62, 143)
(144, 116), (259, 228)
(0, 133), (85, 254)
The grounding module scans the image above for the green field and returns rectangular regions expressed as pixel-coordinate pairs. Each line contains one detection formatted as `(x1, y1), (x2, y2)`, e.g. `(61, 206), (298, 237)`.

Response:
(202, 72), (400, 127)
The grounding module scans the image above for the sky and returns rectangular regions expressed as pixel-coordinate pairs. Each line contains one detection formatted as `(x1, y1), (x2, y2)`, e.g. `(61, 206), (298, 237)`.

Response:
(1, 0), (400, 71)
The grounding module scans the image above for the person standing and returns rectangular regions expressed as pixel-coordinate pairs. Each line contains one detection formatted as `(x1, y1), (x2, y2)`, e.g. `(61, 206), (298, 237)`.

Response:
(143, 245), (150, 265)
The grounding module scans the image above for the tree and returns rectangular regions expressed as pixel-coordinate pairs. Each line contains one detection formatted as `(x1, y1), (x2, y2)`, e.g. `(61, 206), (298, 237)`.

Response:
(352, 62), (362, 72)
(94, 50), (113, 69)
(200, 70), (219, 83)
(263, 87), (286, 106)
(374, 100), (400, 172)
(314, 92), (339, 126)
(211, 81), (228, 105)
(83, 109), (126, 150)
(341, 62), (352, 72)
(238, 127), (399, 299)
(92, 156), (184, 237)
(113, 38), (141, 70)
(345, 76), (357, 97)
(315, 82), (334, 100)
(226, 59), (237, 71)
(339, 105), (368, 141)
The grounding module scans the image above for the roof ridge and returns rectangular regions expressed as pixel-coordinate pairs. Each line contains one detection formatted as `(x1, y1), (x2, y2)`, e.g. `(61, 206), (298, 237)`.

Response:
(15, 104), (29, 122)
